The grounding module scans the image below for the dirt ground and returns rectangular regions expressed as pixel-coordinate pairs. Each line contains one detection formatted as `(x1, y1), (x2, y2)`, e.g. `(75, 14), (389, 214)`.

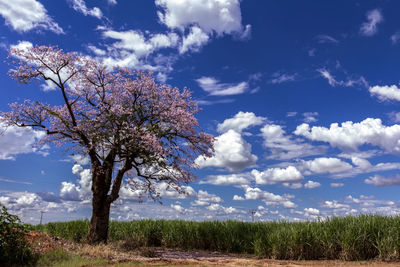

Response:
(26, 231), (400, 267)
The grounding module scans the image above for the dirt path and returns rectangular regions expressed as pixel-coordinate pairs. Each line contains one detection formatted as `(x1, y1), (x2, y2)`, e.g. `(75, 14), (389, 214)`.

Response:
(137, 249), (400, 267)
(26, 231), (400, 266)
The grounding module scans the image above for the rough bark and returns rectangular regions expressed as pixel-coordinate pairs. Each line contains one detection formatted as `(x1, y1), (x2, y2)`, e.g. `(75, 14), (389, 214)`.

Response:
(87, 169), (111, 244)
(87, 191), (111, 244)
(87, 159), (127, 244)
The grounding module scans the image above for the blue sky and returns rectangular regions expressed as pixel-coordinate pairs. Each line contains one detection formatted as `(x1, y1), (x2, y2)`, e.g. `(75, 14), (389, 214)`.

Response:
(1, 0), (400, 224)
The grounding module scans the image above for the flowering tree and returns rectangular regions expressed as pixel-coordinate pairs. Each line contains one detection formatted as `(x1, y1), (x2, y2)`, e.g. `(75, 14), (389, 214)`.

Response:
(1, 45), (214, 244)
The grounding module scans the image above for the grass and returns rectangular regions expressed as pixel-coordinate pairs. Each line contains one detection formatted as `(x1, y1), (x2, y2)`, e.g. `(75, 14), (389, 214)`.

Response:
(33, 214), (400, 261)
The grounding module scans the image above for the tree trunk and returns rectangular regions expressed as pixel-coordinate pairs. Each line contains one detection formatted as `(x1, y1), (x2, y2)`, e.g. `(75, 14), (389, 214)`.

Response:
(87, 193), (111, 244)
(87, 170), (111, 244)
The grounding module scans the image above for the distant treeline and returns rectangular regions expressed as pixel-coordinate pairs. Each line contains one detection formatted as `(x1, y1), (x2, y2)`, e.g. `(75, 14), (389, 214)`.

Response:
(32, 215), (400, 260)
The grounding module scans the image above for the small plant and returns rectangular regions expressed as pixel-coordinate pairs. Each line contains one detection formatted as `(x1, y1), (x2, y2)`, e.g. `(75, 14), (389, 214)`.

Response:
(36, 248), (71, 266)
(0, 204), (38, 266)
(139, 247), (158, 258)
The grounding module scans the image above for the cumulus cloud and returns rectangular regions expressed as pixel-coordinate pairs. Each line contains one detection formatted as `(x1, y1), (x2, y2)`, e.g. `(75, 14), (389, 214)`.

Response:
(304, 180), (321, 189)
(103, 30), (178, 58)
(60, 164), (92, 201)
(217, 111), (266, 134)
(179, 26), (209, 53)
(239, 186), (297, 208)
(261, 124), (325, 160)
(199, 173), (251, 186)
(191, 190), (223, 206)
(369, 85), (400, 102)
(251, 166), (303, 185)
(206, 203), (244, 215)
(155, 0), (250, 37)
(322, 200), (350, 210)
(0, 121), (47, 160)
(196, 76), (249, 96)
(10, 40), (33, 51)
(304, 207), (320, 215)
(282, 182), (303, 189)
(170, 204), (187, 213)
(0, 0), (64, 34)
(365, 174), (400, 187)
(303, 112), (319, 123)
(360, 9), (383, 37)
(69, 0), (102, 19)
(301, 157), (353, 174)
(125, 179), (196, 201)
(295, 118), (400, 154)
(195, 129), (257, 171)
(100, 29), (179, 70)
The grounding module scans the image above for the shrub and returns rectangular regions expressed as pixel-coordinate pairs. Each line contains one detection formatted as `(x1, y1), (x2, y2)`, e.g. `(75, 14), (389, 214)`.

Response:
(0, 204), (38, 266)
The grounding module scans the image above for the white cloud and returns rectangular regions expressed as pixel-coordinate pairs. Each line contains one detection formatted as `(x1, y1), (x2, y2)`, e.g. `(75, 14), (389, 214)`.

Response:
(59, 164), (92, 201)
(155, 0), (249, 37)
(304, 180), (321, 189)
(301, 157), (353, 174)
(87, 45), (106, 56)
(239, 186), (297, 208)
(269, 72), (297, 84)
(101, 29), (179, 69)
(15, 192), (40, 207)
(191, 190), (223, 206)
(365, 174), (400, 187)
(332, 160), (400, 179)
(108, 0), (117, 5)
(206, 203), (244, 215)
(170, 204), (187, 213)
(0, 121), (47, 160)
(360, 9), (383, 37)
(59, 182), (81, 201)
(0, 0), (64, 34)
(304, 207), (320, 215)
(103, 30), (154, 57)
(261, 124), (325, 160)
(282, 182), (303, 189)
(369, 85), (400, 102)
(251, 166), (303, 185)
(179, 26), (209, 53)
(286, 112), (297, 117)
(200, 173), (251, 186)
(217, 111), (266, 134)
(350, 157), (372, 169)
(388, 112), (400, 123)
(233, 195), (244, 201)
(295, 118), (400, 154)
(195, 129), (257, 171)
(330, 183), (344, 188)
(10, 40), (33, 51)
(303, 112), (319, 123)
(391, 32), (400, 44)
(317, 69), (368, 88)
(322, 200), (350, 210)
(70, 0), (102, 19)
(196, 76), (249, 96)
(316, 34), (339, 44)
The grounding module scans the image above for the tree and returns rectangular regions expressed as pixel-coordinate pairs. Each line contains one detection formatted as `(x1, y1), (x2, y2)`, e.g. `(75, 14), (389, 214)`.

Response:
(1, 45), (214, 244)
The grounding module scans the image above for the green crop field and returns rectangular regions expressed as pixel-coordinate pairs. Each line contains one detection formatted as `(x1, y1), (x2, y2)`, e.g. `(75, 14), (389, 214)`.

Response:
(32, 215), (400, 261)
